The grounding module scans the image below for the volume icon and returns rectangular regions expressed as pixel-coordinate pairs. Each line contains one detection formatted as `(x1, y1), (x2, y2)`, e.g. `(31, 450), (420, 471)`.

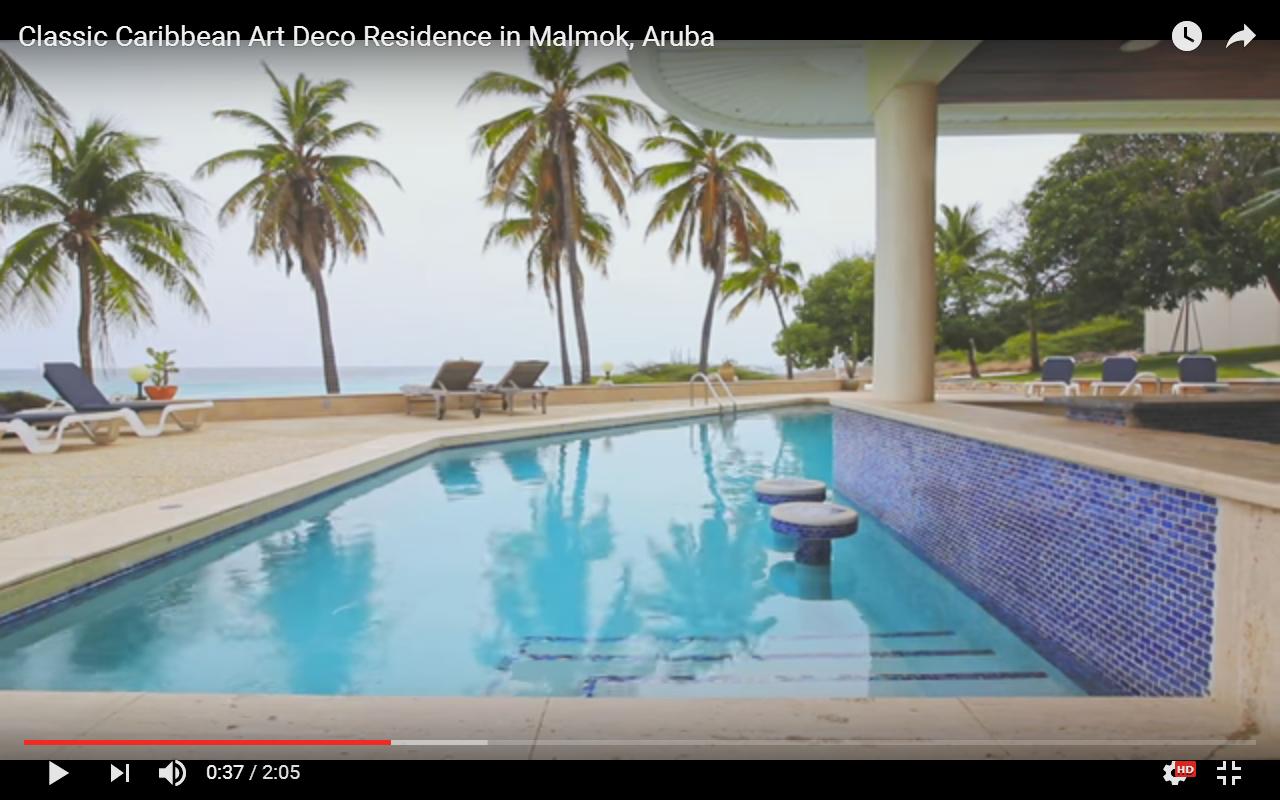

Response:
(158, 760), (186, 786)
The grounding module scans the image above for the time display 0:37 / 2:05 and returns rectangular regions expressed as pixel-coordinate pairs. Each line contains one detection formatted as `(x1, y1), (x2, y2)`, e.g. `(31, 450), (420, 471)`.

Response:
(207, 764), (302, 781)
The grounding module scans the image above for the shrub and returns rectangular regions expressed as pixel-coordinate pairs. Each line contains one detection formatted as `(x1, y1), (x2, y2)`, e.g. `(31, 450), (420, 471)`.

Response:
(985, 315), (1142, 362)
(0, 391), (52, 412)
(598, 362), (777, 384)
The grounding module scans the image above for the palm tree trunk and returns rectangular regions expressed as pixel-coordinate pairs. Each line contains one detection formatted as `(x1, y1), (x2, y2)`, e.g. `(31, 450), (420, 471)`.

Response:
(1267, 266), (1280, 304)
(76, 254), (94, 379)
(771, 289), (794, 380)
(552, 263), (573, 385)
(551, 142), (593, 384)
(698, 222), (728, 375)
(307, 266), (341, 394)
(699, 263), (725, 375)
(1027, 298), (1041, 373)
(566, 260), (592, 384)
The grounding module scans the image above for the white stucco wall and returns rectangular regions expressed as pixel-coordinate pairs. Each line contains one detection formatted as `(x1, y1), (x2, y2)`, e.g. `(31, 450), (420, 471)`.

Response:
(1144, 284), (1280, 353)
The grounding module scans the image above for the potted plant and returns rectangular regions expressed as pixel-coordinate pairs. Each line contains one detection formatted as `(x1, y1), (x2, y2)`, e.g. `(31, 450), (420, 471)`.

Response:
(600, 361), (615, 385)
(144, 347), (181, 400)
(718, 359), (738, 382)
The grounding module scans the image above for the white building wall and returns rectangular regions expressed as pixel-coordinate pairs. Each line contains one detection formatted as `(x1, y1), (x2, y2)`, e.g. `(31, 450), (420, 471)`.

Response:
(1144, 284), (1280, 353)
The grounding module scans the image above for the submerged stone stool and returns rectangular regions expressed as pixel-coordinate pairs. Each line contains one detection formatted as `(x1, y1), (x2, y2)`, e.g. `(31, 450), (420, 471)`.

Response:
(754, 477), (827, 505)
(769, 502), (859, 567)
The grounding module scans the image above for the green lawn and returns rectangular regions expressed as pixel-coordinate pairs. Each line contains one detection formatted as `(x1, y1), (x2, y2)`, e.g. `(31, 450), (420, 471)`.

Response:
(990, 345), (1280, 382)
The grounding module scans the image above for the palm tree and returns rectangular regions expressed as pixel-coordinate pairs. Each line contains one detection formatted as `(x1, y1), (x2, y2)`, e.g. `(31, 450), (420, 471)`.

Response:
(638, 118), (796, 374)
(721, 227), (803, 379)
(483, 157), (613, 385)
(936, 203), (998, 376)
(463, 46), (654, 384)
(0, 49), (65, 138)
(0, 118), (204, 379)
(935, 203), (992, 263)
(197, 65), (399, 394)
(1234, 167), (1280, 302)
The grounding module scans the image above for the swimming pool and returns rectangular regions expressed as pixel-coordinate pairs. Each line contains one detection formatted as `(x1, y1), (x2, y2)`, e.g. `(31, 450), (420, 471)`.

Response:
(0, 408), (1083, 698)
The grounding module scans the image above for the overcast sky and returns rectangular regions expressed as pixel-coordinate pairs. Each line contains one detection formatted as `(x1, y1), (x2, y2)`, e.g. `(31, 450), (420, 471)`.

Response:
(0, 44), (1077, 372)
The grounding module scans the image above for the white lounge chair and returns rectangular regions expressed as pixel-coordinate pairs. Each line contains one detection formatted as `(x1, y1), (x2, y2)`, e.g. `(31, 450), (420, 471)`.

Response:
(42, 362), (213, 437)
(1025, 356), (1080, 397)
(1, 406), (125, 454)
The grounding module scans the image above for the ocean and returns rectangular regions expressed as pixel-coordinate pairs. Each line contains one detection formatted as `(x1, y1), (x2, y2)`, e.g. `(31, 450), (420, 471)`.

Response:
(0, 364), (538, 401)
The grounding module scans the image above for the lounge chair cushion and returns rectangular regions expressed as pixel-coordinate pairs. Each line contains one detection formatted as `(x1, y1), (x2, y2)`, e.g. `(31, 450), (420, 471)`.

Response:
(432, 360), (484, 392)
(494, 360), (550, 390)
(1099, 357), (1138, 384)
(1, 409), (74, 425)
(1179, 356), (1219, 384)
(1039, 357), (1075, 383)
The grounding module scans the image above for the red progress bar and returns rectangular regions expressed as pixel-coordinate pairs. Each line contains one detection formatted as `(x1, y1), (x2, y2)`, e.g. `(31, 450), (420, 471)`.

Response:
(25, 739), (392, 746)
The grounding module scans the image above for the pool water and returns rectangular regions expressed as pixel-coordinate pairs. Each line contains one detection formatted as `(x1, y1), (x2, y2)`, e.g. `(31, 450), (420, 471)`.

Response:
(0, 409), (1083, 698)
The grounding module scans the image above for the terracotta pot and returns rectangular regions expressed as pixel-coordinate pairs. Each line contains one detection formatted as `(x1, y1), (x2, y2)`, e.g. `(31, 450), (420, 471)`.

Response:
(145, 385), (178, 401)
(718, 365), (737, 382)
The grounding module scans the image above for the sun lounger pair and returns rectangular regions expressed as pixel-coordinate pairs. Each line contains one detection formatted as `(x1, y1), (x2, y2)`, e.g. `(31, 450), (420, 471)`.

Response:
(401, 360), (551, 420)
(1092, 354), (1225, 395)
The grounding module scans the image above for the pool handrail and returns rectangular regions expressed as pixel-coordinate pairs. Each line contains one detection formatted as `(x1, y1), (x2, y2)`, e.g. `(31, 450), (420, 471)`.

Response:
(689, 372), (738, 414)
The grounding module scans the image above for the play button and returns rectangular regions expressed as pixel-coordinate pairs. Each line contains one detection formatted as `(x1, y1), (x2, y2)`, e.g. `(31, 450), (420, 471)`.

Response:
(48, 761), (68, 785)
(110, 764), (126, 782)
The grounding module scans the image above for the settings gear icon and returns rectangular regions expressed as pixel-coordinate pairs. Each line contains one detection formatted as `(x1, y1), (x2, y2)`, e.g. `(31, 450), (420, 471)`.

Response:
(1164, 762), (1188, 785)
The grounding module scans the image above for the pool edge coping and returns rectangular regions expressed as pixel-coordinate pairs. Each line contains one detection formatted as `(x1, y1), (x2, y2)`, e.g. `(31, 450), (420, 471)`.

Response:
(0, 395), (828, 621)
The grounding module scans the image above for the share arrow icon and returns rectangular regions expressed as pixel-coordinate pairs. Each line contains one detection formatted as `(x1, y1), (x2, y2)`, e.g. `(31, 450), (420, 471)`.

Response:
(1227, 25), (1256, 48)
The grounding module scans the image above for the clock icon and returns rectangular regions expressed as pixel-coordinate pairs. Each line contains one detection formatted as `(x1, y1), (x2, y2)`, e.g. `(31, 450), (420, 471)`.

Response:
(1173, 21), (1203, 52)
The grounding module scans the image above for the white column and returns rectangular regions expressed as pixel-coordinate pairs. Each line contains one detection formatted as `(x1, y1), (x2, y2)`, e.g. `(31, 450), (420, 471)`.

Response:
(872, 82), (938, 403)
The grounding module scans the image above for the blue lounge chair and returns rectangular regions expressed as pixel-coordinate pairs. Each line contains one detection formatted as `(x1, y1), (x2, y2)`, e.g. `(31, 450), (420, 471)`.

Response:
(42, 362), (213, 436)
(1090, 356), (1160, 396)
(1025, 356), (1079, 397)
(1172, 355), (1229, 395)
(1, 403), (125, 454)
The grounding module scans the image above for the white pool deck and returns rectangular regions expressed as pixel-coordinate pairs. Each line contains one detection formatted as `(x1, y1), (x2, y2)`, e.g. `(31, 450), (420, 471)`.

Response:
(1, 391), (1275, 759)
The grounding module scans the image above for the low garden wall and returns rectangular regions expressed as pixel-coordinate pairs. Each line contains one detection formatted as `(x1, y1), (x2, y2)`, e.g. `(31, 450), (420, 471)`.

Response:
(205, 378), (852, 422)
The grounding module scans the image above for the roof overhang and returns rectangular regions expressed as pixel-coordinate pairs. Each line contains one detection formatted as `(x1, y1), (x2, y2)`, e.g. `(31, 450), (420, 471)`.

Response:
(628, 40), (1280, 138)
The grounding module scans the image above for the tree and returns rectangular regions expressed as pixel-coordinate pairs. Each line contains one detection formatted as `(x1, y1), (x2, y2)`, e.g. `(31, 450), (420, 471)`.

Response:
(934, 203), (1004, 374)
(721, 227), (802, 378)
(774, 256), (874, 375)
(0, 49), (65, 138)
(638, 118), (796, 374)
(484, 157), (614, 385)
(989, 204), (1069, 372)
(1022, 134), (1280, 317)
(463, 46), (654, 384)
(0, 118), (204, 379)
(1230, 165), (1280, 302)
(198, 65), (399, 394)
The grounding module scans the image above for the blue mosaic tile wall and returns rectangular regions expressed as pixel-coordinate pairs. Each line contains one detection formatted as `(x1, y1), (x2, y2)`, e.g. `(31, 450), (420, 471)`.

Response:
(1064, 405), (1130, 427)
(833, 408), (1216, 696)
